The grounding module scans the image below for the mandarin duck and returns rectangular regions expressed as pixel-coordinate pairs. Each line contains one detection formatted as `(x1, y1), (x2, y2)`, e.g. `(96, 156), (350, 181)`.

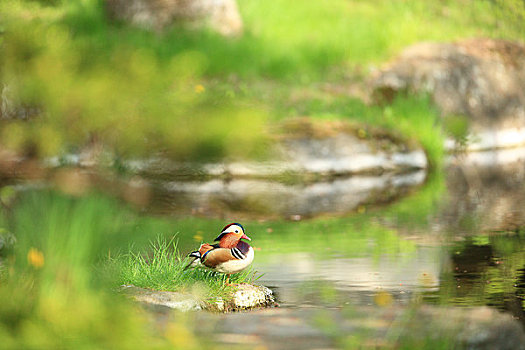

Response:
(186, 223), (254, 283)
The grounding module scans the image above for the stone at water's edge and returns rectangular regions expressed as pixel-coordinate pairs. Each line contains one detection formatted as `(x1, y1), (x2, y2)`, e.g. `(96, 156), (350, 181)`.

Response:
(370, 38), (525, 151)
(131, 119), (427, 178)
(231, 284), (276, 310)
(2, 117), (429, 219)
(121, 284), (276, 312)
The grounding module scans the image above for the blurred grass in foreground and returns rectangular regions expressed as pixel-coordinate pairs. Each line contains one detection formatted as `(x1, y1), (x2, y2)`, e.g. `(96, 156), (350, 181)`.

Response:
(0, 191), (204, 349)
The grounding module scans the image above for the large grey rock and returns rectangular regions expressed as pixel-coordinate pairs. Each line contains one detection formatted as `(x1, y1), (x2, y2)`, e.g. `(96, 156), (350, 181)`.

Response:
(126, 119), (427, 218)
(112, 119), (429, 218)
(371, 39), (525, 150)
(10, 118), (428, 219)
(105, 0), (243, 36)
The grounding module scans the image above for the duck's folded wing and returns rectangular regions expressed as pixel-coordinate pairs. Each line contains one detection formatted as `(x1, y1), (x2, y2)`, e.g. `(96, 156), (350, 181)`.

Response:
(202, 247), (244, 268)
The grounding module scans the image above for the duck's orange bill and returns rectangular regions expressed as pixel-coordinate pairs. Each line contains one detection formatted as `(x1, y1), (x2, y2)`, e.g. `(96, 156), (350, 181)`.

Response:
(241, 233), (251, 241)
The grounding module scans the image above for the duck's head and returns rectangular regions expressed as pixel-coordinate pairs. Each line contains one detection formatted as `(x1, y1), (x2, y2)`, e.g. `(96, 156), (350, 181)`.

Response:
(215, 223), (251, 248)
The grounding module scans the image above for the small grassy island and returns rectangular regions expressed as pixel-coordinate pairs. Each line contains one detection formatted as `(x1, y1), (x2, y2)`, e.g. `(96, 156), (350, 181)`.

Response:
(115, 238), (275, 311)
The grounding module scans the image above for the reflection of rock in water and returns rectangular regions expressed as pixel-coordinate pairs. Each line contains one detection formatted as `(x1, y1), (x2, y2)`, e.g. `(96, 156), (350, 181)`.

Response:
(148, 170), (426, 218)
(129, 122), (428, 218)
(443, 147), (525, 232)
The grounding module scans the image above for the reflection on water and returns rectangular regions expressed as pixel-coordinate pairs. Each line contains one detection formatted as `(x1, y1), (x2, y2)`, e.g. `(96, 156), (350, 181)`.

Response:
(147, 170), (426, 219)
(180, 145), (525, 347)
(132, 146), (525, 343)
(423, 235), (525, 322)
(443, 147), (525, 232)
(258, 247), (442, 307)
(254, 233), (524, 321)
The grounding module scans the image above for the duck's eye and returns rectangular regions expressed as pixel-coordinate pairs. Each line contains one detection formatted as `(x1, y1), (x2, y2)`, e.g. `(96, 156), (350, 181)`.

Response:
(235, 230), (239, 233)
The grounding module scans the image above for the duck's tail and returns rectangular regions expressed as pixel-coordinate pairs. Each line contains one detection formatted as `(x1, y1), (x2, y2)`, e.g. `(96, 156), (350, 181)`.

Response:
(184, 251), (201, 270)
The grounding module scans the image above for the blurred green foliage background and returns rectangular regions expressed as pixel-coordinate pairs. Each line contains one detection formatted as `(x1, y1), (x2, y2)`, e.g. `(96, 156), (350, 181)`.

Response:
(1, 0), (524, 162)
(1, 0), (525, 348)
(1, 0), (267, 161)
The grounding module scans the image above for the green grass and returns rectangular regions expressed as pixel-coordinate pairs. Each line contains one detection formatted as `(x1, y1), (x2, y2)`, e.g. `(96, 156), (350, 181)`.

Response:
(0, 191), (202, 349)
(114, 236), (260, 299)
(56, 0), (525, 80)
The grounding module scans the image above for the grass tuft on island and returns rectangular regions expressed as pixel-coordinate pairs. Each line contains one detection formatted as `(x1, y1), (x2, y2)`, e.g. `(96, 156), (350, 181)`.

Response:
(114, 236), (261, 300)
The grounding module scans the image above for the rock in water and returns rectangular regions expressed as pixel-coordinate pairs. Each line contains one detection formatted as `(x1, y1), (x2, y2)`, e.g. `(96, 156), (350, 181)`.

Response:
(105, 0), (243, 36)
(370, 39), (525, 150)
(231, 284), (276, 310)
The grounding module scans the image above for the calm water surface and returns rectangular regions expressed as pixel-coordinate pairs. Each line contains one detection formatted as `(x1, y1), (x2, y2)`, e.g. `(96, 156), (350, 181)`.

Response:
(6, 148), (525, 348)
(168, 149), (525, 348)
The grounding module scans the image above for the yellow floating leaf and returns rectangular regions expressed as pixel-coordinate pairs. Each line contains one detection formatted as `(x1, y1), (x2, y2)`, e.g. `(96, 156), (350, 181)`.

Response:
(373, 290), (393, 307)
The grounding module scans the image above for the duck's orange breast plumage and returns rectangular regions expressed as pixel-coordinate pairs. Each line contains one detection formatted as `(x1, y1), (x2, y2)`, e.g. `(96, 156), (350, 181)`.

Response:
(186, 223), (254, 274)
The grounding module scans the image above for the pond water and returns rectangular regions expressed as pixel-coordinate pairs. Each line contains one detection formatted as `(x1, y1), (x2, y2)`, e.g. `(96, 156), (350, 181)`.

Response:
(144, 148), (525, 348)
(2, 147), (525, 348)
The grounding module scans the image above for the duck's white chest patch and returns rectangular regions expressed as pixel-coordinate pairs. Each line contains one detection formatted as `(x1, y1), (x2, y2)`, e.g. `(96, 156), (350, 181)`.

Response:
(215, 247), (254, 274)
